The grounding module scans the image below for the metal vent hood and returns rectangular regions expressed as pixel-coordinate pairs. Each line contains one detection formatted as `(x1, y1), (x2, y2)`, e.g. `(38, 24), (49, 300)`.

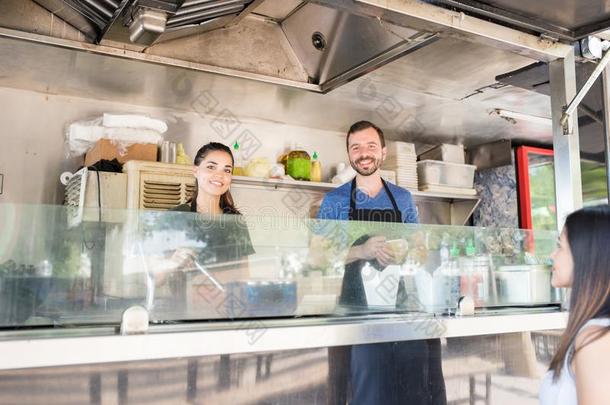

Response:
(30, 0), (259, 45)
(21, 0), (437, 92)
(277, 2), (437, 90)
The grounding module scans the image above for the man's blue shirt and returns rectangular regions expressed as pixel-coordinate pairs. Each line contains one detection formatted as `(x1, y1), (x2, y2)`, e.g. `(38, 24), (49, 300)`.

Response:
(317, 180), (419, 223)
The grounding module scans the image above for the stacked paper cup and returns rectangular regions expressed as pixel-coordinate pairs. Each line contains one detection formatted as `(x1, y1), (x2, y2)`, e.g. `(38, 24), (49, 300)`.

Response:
(382, 141), (418, 190)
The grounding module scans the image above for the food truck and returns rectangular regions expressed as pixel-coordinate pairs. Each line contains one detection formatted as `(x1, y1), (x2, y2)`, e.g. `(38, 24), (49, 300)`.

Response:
(0, 0), (609, 403)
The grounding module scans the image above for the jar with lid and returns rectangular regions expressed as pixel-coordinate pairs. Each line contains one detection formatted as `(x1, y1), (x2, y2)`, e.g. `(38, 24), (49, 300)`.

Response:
(287, 146), (311, 181)
(459, 256), (490, 307)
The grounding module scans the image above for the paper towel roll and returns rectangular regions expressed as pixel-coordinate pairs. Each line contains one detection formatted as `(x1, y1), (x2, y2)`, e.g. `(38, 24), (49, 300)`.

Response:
(60, 171), (73, 186)
(331, 166), (356, 184)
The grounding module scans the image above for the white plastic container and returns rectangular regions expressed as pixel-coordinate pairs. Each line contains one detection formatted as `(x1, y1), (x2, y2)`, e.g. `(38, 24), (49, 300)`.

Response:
(419, 144), (465, 164)
(379, 169), (397, 184)
(387, 141), (416, 156)
(417, 160), (476, 189)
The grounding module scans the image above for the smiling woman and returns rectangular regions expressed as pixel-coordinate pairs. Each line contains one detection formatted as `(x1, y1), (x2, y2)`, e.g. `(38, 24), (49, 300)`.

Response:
(169, 142), (255, 282)
(184, 142), (241, 215)
(164, 143), (256, 397)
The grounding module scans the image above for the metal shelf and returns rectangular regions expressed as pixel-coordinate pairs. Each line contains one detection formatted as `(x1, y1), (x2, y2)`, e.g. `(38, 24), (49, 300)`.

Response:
(231, 175), (338, 191)
(232, 175), (480, 202)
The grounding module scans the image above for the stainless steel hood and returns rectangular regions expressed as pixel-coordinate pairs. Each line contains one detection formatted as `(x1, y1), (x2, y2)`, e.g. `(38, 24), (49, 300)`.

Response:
(30, 0), (127, 42)
(30, 0), (258, 46)
(2, 0), (594, 148)
(18, 0), (437, 92)
(281, 3), (437, 90)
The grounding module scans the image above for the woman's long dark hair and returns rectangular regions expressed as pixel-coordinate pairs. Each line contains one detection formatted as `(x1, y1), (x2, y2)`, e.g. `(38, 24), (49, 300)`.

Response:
(190, 142), (240, 215)
(549, 204), (610, 379)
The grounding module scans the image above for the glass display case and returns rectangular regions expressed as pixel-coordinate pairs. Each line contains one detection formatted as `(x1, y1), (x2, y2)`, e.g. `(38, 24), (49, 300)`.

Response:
(0, 203), (568, 405)
(0, 203), (561, 328)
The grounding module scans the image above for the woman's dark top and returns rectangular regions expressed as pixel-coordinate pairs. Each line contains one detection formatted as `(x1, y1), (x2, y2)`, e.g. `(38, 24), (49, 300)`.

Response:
(172, 203), (255, 267)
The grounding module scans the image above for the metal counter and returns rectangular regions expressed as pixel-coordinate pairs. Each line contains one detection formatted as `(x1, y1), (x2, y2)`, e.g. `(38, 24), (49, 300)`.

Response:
(0, 309), (566, 370)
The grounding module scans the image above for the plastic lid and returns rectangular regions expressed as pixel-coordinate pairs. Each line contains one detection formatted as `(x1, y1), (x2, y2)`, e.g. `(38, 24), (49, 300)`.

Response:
(465, 240), (476, 256)
(450, 243), (460, 258)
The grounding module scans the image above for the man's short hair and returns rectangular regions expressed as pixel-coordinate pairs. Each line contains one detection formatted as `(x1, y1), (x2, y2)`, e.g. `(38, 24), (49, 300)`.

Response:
(346, 121), (385, 149)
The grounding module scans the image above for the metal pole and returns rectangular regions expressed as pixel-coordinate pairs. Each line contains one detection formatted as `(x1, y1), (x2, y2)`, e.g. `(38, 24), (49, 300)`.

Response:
(602, 66), (610, 203)
(549, 51), (583, 231)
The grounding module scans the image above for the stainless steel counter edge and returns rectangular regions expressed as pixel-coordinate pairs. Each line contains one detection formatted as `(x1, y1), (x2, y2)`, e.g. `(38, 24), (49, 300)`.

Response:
(0, 312), (567, 370)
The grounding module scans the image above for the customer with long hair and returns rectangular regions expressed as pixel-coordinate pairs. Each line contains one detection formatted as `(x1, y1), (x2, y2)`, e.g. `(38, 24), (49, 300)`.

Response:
(540, 205), (610, 405)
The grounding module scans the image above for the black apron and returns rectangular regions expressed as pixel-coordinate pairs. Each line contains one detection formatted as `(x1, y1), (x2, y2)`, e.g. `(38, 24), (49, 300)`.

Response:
(338, 178), (404, 309)
(328, 178), (447, 405)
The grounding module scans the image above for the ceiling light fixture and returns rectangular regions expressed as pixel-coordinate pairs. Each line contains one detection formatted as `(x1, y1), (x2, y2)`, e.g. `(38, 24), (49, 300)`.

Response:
(491, 108), (552, 126)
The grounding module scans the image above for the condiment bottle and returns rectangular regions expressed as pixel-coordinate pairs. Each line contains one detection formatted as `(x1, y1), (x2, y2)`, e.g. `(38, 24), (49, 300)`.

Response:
(232, 140), (245, 176)
(311, 151), (322, 182)
(175, 143), (191, 165)
(460, 239), (484, 306)
(445, 243), (461, 308)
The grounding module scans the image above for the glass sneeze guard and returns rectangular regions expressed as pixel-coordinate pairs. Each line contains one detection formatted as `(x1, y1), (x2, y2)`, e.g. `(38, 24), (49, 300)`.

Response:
(0, 203), (561, 328)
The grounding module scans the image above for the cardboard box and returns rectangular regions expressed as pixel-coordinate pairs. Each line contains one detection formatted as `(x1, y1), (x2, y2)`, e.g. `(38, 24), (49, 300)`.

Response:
(84, 139), (158, 166)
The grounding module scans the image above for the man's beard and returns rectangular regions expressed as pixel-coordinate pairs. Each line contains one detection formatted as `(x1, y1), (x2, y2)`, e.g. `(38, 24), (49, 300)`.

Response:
(350, 155), (382, 176)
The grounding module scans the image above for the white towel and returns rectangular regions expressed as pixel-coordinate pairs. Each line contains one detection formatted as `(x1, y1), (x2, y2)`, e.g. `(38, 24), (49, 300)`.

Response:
(67, 118), (164, 156)
(361, 262), (402, 306)
(102, 113), (168, 134)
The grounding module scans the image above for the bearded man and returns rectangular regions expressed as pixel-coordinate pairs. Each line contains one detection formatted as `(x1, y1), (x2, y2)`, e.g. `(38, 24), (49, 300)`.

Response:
(318, 121), (446, 405)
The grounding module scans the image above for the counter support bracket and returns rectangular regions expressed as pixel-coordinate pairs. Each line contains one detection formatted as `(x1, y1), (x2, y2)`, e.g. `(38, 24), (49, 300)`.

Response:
(561, 48), (610, 135)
